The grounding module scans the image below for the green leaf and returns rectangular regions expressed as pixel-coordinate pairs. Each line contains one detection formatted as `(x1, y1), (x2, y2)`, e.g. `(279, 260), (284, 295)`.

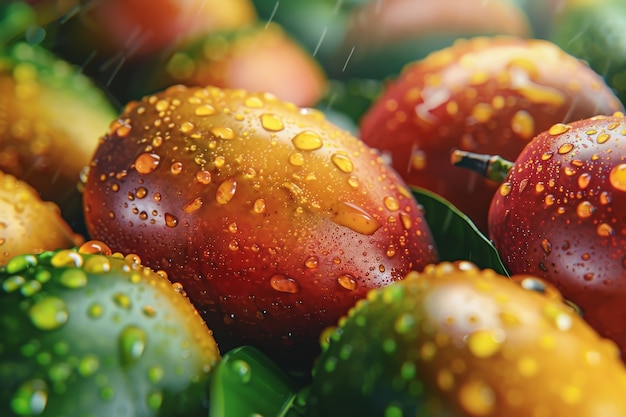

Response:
(412, 186), (509, 276)
(209, 346), (306, 417)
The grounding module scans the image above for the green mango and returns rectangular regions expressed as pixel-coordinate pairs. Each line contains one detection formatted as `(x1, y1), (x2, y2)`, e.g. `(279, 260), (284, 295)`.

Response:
(0, 244), (221, 417)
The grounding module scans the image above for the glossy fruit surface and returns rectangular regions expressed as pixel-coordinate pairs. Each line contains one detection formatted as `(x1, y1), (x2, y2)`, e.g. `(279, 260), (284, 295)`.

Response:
(0, 242), (221, 417)
(0, 41), (117, 208)
(306, 261), (626, 416)
(0, 170), (82, 265)
(489, 112), (626, 357)
(82, 84), (438, 369)
(359, 36), (624, 232)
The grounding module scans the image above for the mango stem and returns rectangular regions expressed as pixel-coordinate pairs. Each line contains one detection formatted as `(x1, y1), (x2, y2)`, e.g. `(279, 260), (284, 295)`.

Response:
(450, 150), (514, 183)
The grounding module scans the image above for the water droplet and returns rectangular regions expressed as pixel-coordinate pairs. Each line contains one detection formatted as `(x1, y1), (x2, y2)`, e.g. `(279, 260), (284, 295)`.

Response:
(119, 325), (147, 364)
(135, 187), (148, 199)
(10, 379), (48, 415)
(610, 164), (626, 192)
(399, 212), (413, 230)
(29, 296), (68, 330)
(337, 274), (357, 290)
(270, 274), (300, 293)
(260, 113), (284, 131)
(332, 202), (381, 235)
(253, 198), (266, 214)
(544, 194), (555, 206)
(499, 182), (512, 197)
(347, 175), (359, 188)
(2, 275), (25, 293)
(597, 133), (611, 144)
(557, 143), (574, 155)
(195, 104), (215, 116)
(458, 379), (495, 416)
(165, 213), (178, 227)
(180, 121), (195, 134)
(230, 359), (252, 383)
(78, 354), (99, 377)
(155, 99), (169, 112)
(147, 391), (163, 411)
(135, 153), (161, 174)
(216, 178), (237, 204)
(289, 152), (305, 166)
(88, 302), (104, 319)
(384, 196), (400, 211)
(171, 162), (183, 175)
(148, 366), (164, 383)
(113, 293), (132, 310)
(597, 223), (615, 237)
(51, 250), (83, 268)
(245, 96), (264, 108)
(331, 153), (354, 173)
(564, 166), (576, 176)
(600, 191), (612, 205)
(183, 197), (203, 213)
(511, 110), (534, 139)
(411, 149), (427, 170)
(305, 256), (319, 269)
(58, 269), (88, 289)
(578, 173), (591, 189)
(292, 130), (323, 151)
(540, 239), (552, 255)
(467, 328), (506, 359)
(576, 201), (595, 218)
(394, 313), (415, 334)
(211, 126), (235, 140)
(534, 182), (545, 193)
(548, 123), (572, 136)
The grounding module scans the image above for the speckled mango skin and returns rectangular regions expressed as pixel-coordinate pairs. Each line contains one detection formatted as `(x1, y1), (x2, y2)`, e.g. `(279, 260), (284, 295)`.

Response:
(306, 261), (626, 417)
(0, 242), (220, 417)
(82, 85), (438, 369)
(489, 112), (626, 358)
(359, 36), (624, 232)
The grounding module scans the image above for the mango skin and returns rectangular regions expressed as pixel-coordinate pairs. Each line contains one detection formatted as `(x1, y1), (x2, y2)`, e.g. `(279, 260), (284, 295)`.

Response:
(0, 243), (220, 417)
(82, 84), (438, 370)
(306, 261), (626, 417)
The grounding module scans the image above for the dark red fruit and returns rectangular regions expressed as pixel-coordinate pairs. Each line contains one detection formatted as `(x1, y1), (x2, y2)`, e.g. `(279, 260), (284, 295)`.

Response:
(489, 112), (626, 357)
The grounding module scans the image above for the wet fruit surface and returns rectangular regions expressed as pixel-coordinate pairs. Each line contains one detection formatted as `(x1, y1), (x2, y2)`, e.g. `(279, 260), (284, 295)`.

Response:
(306, 261), (626, 416)
(0, 41), (117, 209)
(359, 36), (624, 232)
(0, 170), (82, 265)
(82, 85), (438, 369)
(0, 242), (220, 417)
(489, 112), (626, 357)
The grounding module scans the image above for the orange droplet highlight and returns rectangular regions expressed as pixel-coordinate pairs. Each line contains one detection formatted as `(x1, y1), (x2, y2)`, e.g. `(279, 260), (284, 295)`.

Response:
(270, 274), (300, 293)
(134, 153), (160, 174)
(610, 164), (626, 192)
(337, 274), (357, 291)
(548, 123), (572, 136)
(216, 178), (237, 204)
(332, 202), (381, 235)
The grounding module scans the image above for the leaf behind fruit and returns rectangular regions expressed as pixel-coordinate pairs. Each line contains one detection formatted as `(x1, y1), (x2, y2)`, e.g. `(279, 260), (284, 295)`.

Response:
(412, 186), (509, 276)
